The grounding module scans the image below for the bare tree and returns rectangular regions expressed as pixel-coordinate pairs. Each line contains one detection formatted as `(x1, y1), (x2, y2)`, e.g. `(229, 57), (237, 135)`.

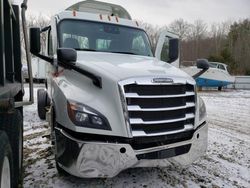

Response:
(139, 21), (162, 52)
(210, 21), (231, 55)
(169, 18), (191, 40)
(21, 14), (51, 64)
(189, 20), (207, 39)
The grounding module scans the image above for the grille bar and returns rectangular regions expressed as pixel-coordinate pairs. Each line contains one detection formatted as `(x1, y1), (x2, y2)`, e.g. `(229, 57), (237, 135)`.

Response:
(125, 91), (195, 98)
(130, 113), (195, 125)
(132, 124), (193, 137)
(128, 102), (195, 111)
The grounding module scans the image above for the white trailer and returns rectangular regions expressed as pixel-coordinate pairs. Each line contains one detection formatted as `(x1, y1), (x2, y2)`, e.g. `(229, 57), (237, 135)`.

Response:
(31, 58), (47, 82)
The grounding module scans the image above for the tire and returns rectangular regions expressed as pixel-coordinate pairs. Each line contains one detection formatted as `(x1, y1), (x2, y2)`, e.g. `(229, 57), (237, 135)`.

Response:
(218, 86), (222, 91)
(0, 110), (23, 188)
(37, 89), (50, 120)
(0, 131), (13, 188)
(56, 162), (69, 176)
(51, 105), (56, 145)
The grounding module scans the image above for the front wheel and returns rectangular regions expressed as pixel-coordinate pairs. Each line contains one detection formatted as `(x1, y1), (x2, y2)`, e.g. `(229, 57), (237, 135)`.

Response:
(0, 132), (13, 188)
(37, 89), (50, 120)
(55, 162), (69, 176)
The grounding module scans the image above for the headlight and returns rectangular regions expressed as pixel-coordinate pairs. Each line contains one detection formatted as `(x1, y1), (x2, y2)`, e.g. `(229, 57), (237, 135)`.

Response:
(198, 96), (206, 121)
(67, 100), (111, 130)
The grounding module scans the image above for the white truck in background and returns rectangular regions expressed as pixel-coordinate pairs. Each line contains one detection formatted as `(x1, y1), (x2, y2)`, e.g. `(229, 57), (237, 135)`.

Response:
(22, 58), (47, 83)
(30, 0), (208, 178)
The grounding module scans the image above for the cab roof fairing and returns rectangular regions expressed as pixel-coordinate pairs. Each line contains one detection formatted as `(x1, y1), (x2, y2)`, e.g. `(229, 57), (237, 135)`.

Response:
(66, 0), (132, 20)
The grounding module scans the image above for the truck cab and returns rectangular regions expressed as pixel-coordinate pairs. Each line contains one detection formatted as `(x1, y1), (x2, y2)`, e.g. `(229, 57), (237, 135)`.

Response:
(30, 0), (208, 178)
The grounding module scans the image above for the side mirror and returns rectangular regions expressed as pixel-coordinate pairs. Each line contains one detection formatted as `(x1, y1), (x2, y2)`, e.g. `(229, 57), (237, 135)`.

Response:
(192, 59), (209, 79)
(57, 48), (77, 66)
(169, 38), (179, 63)
(196, 59), (209, 70)
(30, 27), (41, 54)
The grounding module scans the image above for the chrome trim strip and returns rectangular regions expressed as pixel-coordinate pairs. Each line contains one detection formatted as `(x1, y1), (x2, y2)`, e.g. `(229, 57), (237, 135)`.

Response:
(125, 92), (195, 98)
(132, 124), (193, 137)
(118, 76), (196, 86)
(130, 113), (195, 124)
(128, 102), (195, 111)
(134, 135), (193, 155)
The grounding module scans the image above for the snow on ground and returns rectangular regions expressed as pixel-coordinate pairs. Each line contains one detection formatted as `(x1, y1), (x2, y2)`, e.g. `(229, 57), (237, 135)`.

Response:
(23, 86), (250, 188)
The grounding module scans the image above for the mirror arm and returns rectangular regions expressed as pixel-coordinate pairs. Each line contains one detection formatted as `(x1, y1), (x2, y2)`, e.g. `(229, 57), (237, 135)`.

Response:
(34, 53), (53, 64)
(58, 62), (102, 88)
(41, 26), (51, 32)
(192, 68), (209, 79)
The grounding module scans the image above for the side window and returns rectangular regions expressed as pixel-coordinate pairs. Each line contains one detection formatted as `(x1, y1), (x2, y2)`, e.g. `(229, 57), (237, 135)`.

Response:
(132, 35), (146, 55)
(160, 37), (170, 63)
(218, 64), (226, 70)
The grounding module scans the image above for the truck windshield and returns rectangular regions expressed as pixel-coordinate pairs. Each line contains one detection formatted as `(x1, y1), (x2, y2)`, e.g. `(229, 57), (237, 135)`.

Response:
(59, 20), (153, 57)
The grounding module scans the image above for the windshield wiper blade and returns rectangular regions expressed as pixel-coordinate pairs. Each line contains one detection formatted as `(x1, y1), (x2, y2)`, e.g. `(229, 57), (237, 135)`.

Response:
(109, 51), (138, 55)
(75, 48), (97, 51)
(75, 49), (138, 55)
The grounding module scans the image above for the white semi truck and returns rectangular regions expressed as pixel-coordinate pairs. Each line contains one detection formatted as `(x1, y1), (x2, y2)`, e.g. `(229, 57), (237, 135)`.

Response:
(30, 0), (208, 178)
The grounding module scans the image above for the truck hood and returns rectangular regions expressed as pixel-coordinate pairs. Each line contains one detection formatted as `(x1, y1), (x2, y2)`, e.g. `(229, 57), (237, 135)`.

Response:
(76, 51), (192, 81)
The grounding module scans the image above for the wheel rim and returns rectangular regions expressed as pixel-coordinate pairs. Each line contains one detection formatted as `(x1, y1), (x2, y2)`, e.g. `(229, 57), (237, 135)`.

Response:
(1, 156), (11, 188)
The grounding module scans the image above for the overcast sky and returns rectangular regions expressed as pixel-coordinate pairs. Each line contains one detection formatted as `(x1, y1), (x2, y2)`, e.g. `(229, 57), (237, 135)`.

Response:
(15, 0), (250, 26)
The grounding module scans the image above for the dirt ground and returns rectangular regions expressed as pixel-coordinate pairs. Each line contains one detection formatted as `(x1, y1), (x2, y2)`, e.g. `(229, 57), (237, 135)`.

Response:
(23, 88), (250, 188)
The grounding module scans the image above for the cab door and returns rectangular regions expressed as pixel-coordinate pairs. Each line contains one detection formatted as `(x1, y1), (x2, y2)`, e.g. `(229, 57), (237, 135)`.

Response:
(155, 31), (180, 68)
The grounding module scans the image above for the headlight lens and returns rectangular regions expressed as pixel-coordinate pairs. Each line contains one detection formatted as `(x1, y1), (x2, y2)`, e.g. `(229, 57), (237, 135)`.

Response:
(198, 96), (206, 121)
(67, 100), (111, 130)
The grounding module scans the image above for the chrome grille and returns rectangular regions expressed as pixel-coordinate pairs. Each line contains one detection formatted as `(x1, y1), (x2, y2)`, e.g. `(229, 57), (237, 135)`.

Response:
(119, 77), (196, 137)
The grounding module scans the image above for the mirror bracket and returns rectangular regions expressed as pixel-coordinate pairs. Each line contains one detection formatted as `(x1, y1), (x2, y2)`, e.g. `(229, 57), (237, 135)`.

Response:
(35, 53), (54, 64)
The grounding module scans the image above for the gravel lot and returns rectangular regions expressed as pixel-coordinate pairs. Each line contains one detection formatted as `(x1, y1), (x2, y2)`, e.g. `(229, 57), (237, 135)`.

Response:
(23, 87), (250, 188)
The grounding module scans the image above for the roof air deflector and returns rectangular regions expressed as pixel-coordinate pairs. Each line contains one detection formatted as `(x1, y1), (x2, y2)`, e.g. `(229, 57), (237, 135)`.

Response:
(66, 0), (132, 20)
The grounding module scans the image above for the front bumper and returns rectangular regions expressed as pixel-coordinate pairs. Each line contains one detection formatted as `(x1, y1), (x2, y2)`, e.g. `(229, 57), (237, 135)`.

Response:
(55, 122), (208, 178)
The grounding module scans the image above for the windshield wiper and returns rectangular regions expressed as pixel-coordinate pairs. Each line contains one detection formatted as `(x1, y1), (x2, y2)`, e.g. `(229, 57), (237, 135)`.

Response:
(109, 51), (138, 55)
(75, 49), (139, 55)
(75, 48), (97, 52)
